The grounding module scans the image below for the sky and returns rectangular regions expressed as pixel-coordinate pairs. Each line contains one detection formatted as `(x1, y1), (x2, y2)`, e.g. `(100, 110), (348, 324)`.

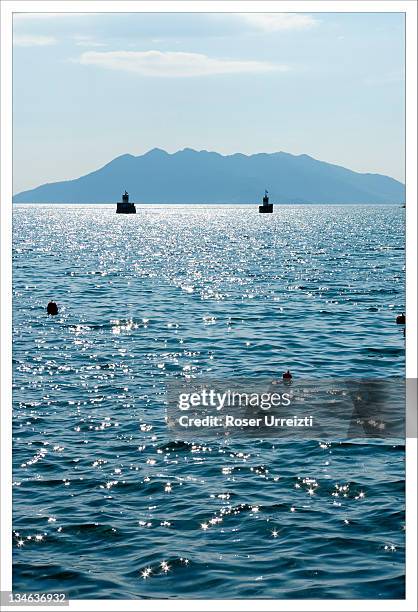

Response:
(12, 11), (405, 193)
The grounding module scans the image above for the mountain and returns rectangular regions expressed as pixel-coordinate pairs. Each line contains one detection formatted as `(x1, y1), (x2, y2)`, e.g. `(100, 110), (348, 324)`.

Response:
(13, 148), (405, 204)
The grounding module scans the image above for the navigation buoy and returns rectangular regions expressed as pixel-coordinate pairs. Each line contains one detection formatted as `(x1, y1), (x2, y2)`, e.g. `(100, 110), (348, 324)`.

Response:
(259, 189), (273, 214)
(116, 190), (136, 214)
(283, 370), (292, 380)
(396, 313), (405, 324)
(47, 301), (58, 316)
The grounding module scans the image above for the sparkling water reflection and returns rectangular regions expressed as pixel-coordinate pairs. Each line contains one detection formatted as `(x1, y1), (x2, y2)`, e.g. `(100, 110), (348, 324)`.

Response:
(13, 205), (405, 598)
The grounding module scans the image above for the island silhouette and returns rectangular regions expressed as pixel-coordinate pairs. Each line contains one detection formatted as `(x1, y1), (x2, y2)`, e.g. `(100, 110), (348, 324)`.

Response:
(13, 148), (405, 205)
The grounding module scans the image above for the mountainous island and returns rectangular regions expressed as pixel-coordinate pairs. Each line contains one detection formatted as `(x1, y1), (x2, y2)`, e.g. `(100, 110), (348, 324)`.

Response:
(13, 148), (405, 205)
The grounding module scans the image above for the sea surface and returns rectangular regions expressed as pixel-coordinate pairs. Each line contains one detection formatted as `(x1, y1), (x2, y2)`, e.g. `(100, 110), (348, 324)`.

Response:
(12, 204), (405, 599)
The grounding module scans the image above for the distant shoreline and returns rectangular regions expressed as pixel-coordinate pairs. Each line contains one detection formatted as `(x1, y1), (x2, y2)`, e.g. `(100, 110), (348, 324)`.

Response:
(12, 201), (405, 207)
(12, 149), (405, 206)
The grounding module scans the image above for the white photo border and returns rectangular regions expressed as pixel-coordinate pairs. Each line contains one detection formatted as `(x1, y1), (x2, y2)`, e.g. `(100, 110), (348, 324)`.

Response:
(1, 1), (417, 611)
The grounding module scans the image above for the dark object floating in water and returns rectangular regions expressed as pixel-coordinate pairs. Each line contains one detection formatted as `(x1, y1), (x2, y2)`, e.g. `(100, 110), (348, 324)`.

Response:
(259, 189), (273, 214)
(283, 370), (292, 380)
(47, 301), (58, 316)
(396, 313), (405, 324)
(116, 190), (136, 214)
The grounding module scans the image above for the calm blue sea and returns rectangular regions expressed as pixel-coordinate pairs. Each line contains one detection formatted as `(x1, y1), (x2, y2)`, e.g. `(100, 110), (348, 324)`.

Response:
(12, 204), (405, 599)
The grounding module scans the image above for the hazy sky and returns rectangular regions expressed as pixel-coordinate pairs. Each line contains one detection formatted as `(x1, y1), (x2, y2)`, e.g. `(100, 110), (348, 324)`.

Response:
(13, 11), (405, 193)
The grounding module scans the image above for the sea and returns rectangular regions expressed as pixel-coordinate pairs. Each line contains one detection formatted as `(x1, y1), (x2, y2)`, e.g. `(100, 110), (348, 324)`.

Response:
(12, 204), (405, 599)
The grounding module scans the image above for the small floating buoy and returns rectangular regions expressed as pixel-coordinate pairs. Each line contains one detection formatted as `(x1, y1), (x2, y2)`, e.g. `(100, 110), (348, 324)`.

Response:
(396, 313), (405, 324)
(283, 370), (292, 380)
(47, 301), (58, 316)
